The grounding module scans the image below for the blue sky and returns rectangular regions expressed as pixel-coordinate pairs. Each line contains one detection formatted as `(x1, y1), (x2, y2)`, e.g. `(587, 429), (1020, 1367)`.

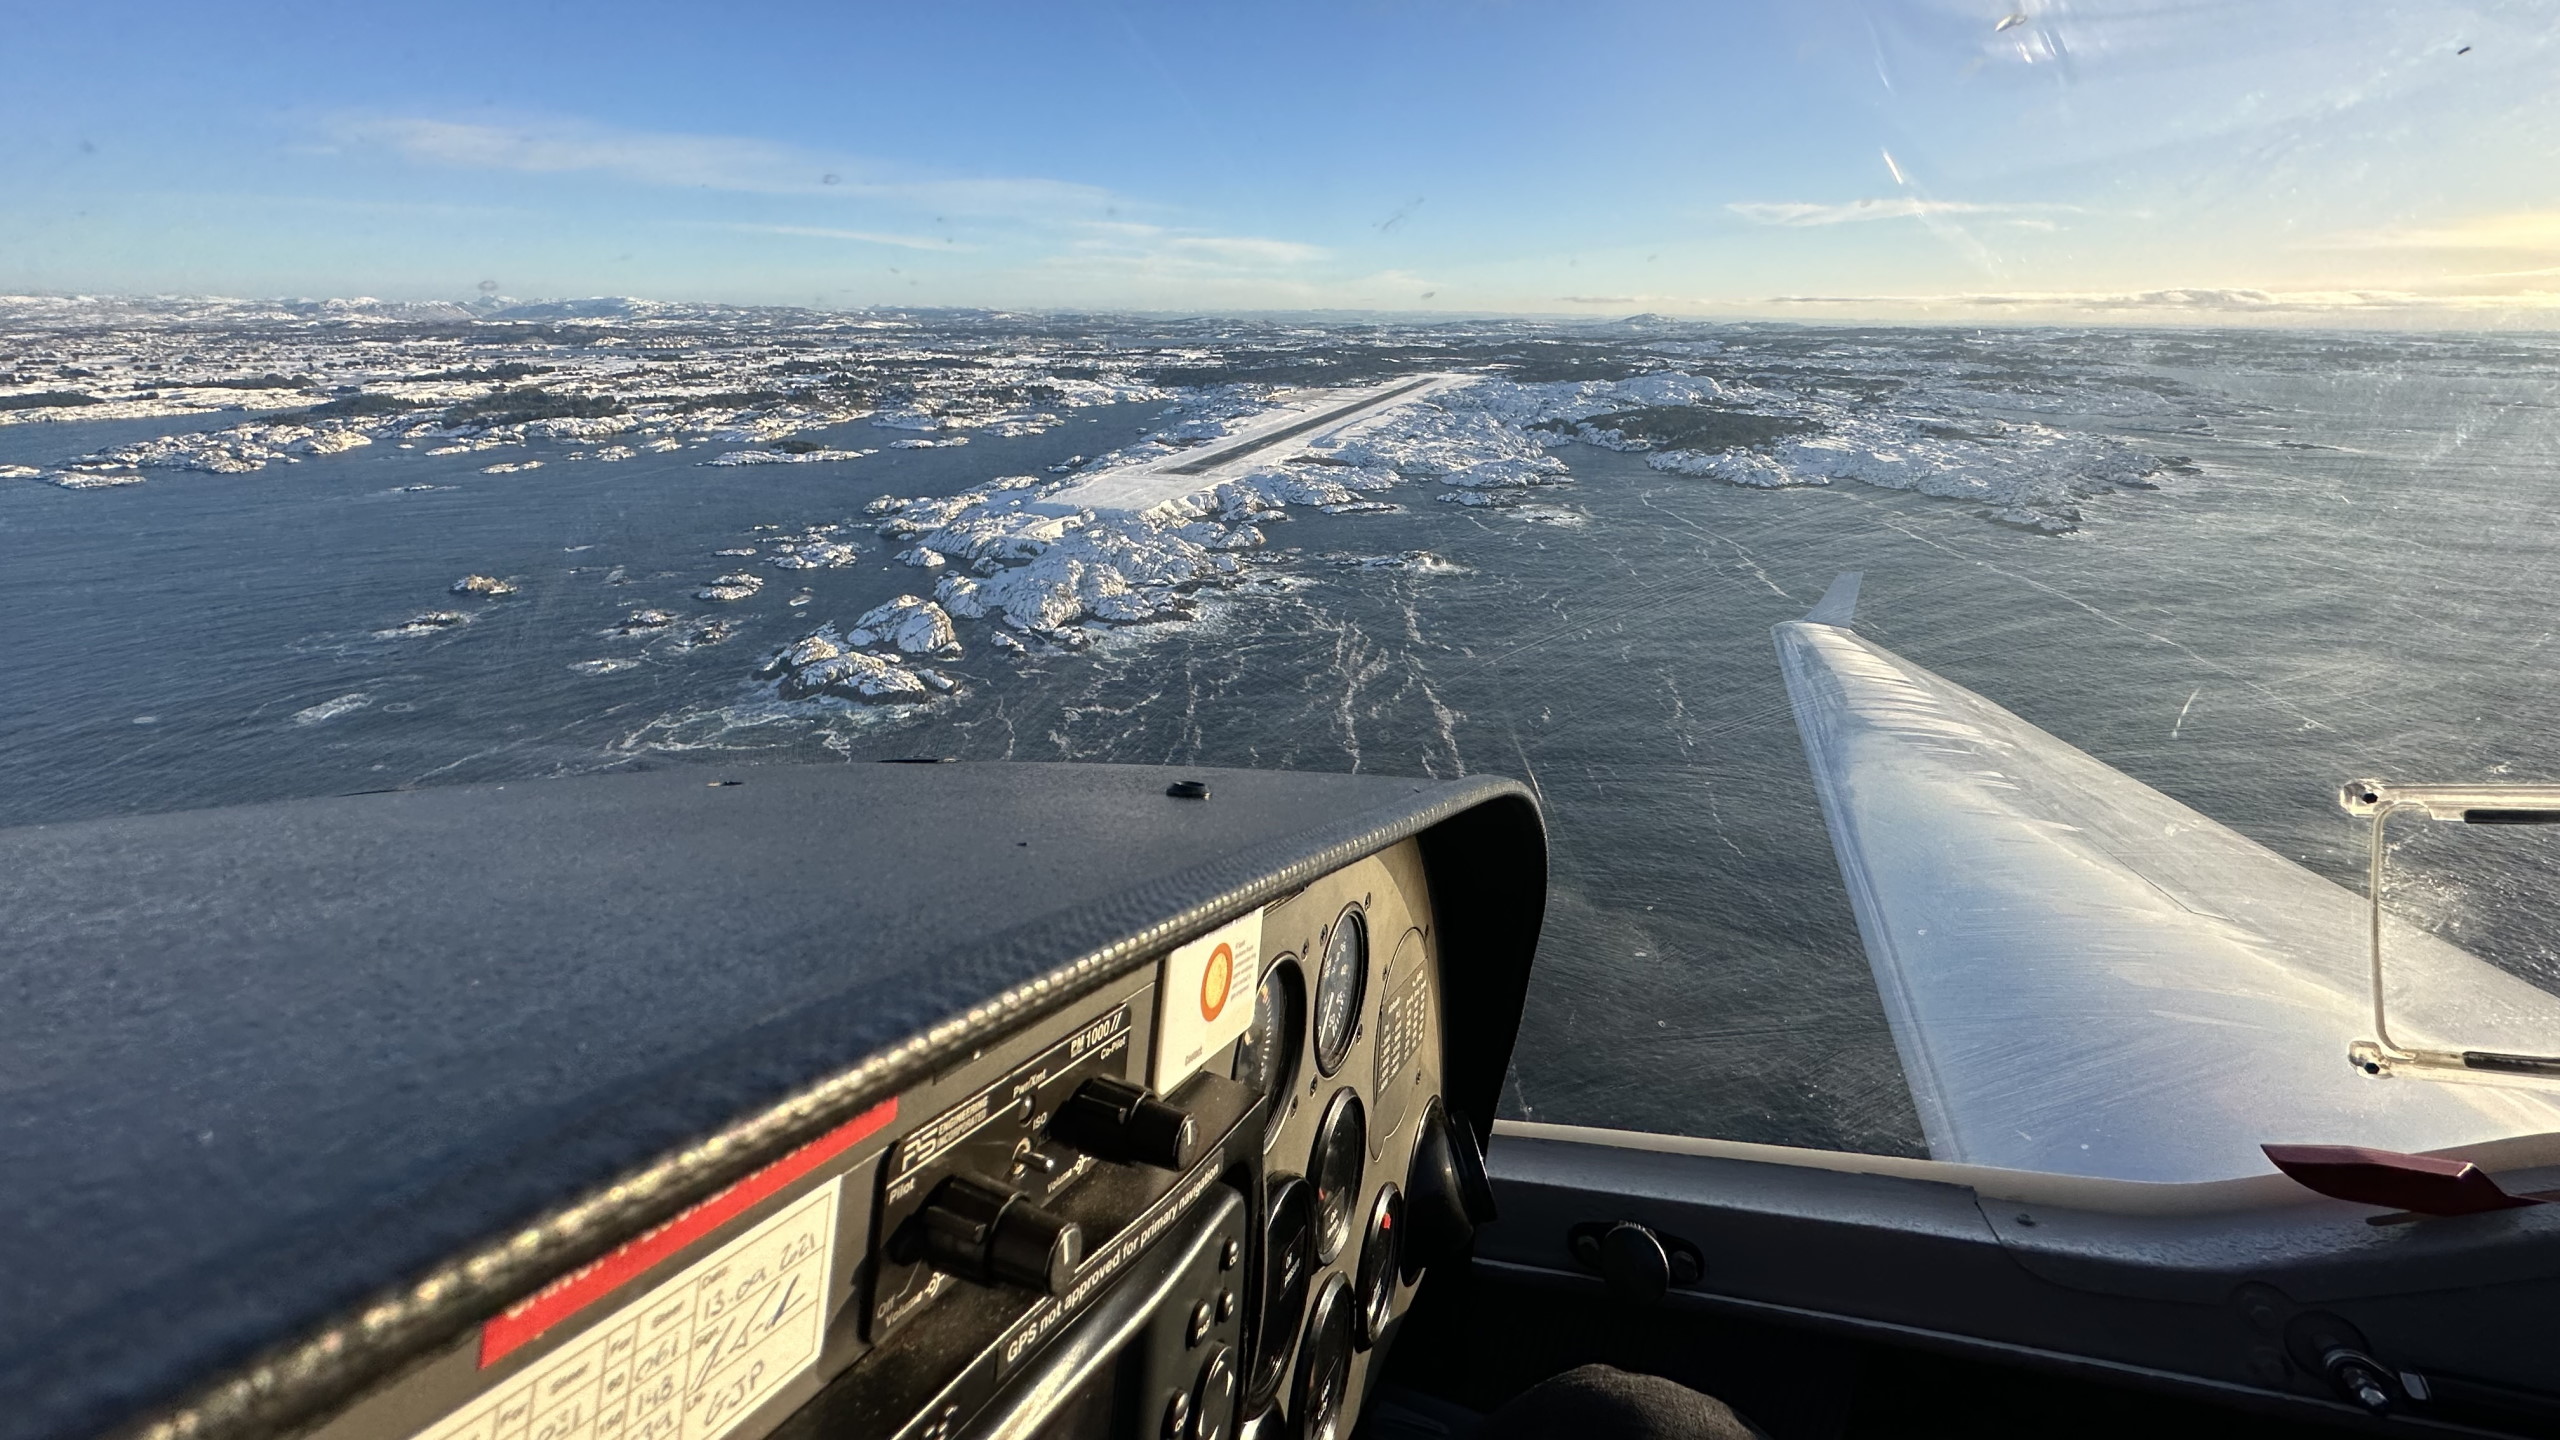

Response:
(6, 0), (2557, 322)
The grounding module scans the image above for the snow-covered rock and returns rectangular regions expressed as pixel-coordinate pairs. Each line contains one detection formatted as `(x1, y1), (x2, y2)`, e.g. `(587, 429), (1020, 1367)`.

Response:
(700, 447), (876, 466)
(83, 419), (380, 475)
(770, 636), (932, 701)
(696, 572), (765, 602)
(768, 531), (862, 569)
(846, 596), (960, 655)
(756, 630), (847, 679)
(1646, 413), (2161, 529)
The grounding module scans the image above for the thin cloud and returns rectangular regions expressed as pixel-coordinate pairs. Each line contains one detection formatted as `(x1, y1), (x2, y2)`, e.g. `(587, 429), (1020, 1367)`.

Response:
(1162, 234), (1325, 265)
(330, 114), (1119, 221)
(1729, 198), (2085, 227)
(1060, 221), (1325, 272)
(701, 223), (969, 253)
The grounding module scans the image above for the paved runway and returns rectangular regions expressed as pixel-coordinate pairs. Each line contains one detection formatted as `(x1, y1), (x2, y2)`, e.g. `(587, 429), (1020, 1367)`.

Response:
(1041, 373), (1461, 515)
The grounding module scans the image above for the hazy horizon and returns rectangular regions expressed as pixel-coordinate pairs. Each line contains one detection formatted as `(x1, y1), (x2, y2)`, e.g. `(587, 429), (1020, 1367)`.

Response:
(15, 288), (2560, 336)
(10, 1), (2560, 328)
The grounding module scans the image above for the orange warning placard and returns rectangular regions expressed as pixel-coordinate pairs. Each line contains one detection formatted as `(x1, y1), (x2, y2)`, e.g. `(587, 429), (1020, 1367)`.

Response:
(1153, 911), (1260, 1093)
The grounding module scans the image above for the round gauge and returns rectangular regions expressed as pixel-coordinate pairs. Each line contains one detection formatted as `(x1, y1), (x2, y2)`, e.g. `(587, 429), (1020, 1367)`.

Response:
(1353, 1183), (1402, 1350)
(1313, 905), (1368, 1077)
(1251, 1177), (1315, 1406)
(1292, 1273), (1356, 1440)
(1232, 956), (1305, 1146)
(1309, 1089), (1366, 1266)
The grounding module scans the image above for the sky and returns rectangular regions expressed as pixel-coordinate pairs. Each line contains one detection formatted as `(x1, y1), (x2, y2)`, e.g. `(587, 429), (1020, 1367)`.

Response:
(5, 0), (2559, 324)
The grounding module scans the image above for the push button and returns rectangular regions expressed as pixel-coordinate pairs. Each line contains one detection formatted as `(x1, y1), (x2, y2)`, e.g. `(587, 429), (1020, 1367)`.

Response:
(1193, 1344), (1238, 1440)
(1187, 1298), (1214, 1346)
(1216, 1287), (1236, 1323)
(1162, 1389), (1191, 1439)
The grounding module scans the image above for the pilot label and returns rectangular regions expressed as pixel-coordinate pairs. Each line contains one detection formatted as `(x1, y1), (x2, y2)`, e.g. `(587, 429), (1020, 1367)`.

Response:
(1153, 911), (1261, 1093)
(413, 1180), (841, 1440)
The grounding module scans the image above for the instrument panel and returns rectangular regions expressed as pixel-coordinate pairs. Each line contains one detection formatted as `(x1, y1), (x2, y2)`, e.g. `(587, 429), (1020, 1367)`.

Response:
(291, 838), (1488, 1440)
(1243, 845), (1450, 1440)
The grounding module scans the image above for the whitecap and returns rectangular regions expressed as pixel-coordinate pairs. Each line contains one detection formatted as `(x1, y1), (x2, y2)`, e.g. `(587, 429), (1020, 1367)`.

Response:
(291, 693), (374, 725)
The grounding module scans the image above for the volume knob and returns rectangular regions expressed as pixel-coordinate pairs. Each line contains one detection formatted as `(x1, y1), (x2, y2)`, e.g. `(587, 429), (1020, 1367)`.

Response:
(1050, 1076), (1199, 1171)
(914, 1173), (1084, 1294)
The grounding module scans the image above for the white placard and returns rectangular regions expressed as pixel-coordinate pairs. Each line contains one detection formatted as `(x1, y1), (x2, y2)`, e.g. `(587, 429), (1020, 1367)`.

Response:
(1152, 911), (1261, 1093)
(410, 1178), (841, 1440)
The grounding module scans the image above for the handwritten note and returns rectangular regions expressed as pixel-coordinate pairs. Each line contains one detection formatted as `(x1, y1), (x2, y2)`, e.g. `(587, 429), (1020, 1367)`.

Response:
(411, 1179), (840, 1440)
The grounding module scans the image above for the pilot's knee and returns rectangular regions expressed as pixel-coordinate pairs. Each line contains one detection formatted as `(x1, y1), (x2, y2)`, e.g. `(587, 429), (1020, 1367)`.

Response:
(1473, 1363), (1772, 1440)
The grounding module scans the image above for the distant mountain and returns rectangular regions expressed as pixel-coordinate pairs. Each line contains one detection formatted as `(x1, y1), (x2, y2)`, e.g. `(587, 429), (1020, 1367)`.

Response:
(478, 297), (664, 321)
(307, 298), (483, 322)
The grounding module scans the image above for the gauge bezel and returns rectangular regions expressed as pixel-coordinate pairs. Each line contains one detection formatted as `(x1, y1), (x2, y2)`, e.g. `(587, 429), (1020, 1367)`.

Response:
(1292, 1272), (1356, 1440)
(1233, 954), (1306, 1149)
(1309, 1087), (1367, 1267)
(1353, 1182), (1402, 1350)
(1312, 904), (1368, 1078)
(1250, 1175), (1315, 1407)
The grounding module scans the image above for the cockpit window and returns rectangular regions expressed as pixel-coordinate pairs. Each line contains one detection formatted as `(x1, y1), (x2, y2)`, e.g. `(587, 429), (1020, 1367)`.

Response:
(7, 3), (2559, 1180)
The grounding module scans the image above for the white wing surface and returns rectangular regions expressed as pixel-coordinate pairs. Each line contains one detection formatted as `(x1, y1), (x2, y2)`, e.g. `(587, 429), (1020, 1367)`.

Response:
(1776, 574), (2560, 1182)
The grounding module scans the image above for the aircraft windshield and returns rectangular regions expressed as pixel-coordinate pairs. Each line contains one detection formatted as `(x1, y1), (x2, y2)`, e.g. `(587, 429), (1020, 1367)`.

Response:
(8, 2), (2560, 1182)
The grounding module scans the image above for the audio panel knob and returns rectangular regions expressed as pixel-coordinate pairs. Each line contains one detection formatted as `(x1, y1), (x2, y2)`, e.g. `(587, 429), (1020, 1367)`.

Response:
(1050, 1076), (1199, 1170)
(913, 1172), (1084, 1294)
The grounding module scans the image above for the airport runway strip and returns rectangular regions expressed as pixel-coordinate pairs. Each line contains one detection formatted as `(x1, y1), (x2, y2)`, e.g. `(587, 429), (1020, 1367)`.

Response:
(1042, 372), (1463, 516)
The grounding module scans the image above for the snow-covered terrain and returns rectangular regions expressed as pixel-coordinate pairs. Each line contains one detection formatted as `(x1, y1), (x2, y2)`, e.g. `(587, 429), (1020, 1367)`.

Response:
(3, 295), (2228, 719)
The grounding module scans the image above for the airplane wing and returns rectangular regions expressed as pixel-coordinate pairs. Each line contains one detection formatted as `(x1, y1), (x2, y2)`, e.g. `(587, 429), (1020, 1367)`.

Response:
(1775, 573), (2560, 1182)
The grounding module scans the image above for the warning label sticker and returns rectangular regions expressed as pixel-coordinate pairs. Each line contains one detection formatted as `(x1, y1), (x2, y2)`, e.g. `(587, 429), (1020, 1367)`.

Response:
(1152, 910), (1261, 1093)
(413, 1178), (841, 1440)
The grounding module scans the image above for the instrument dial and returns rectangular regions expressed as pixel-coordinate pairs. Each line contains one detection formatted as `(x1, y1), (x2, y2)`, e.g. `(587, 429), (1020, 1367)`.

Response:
(1293, 1274), (1356, 1440)
(1251, 1177), (1315, 1405)
(1309, 1089), (1366, 1266)
(1232, 956), (1305, 1147)
(1313, 906), (1367, 1077)
(1354, 1184), (1403, 1349)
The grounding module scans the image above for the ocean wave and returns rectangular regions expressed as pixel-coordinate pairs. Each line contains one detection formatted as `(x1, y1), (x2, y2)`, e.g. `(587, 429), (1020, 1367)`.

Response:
(290, 693), (372, 725)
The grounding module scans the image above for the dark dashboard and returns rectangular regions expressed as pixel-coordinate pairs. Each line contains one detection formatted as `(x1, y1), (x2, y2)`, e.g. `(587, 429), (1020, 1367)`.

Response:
(0, 763), (1543, 1440)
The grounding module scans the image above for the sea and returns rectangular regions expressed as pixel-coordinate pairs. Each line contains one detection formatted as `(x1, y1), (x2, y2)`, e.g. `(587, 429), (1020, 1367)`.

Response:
(9, 325), (2560, 1159)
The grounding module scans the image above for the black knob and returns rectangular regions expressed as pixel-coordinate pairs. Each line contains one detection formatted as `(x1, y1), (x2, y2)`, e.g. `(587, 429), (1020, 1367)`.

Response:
(1050, 1076), (1199, 1170)
(914, 1172), (1084, 1294)
(1597, 1222), (1669, 1307)
(1401, 1100), (1496, 1281)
